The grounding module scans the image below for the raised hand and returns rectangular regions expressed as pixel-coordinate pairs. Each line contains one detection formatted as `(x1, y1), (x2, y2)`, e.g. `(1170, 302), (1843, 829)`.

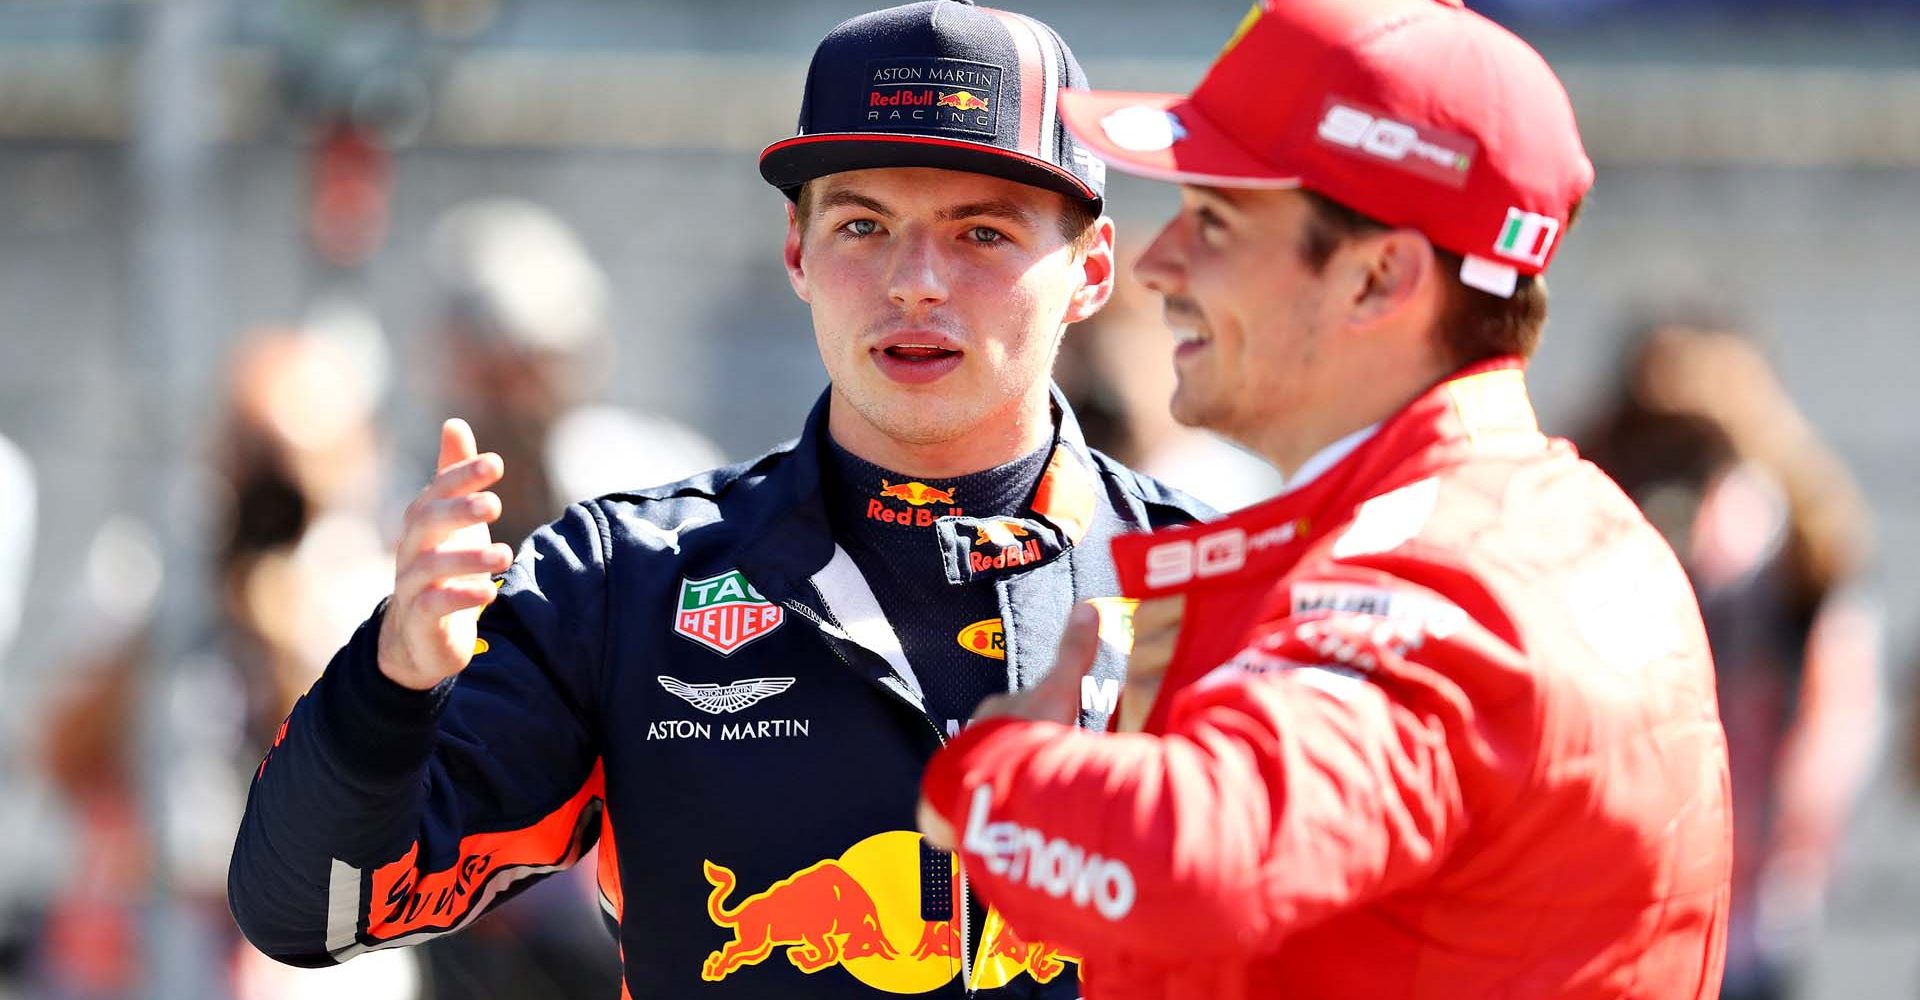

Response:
(376, 418), (516, 691)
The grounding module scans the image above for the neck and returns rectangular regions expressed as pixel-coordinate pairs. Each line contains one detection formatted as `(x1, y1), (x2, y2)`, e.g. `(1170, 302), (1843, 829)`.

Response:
(827, 386), (1055, 479)
(1245, 349), (1456, 480)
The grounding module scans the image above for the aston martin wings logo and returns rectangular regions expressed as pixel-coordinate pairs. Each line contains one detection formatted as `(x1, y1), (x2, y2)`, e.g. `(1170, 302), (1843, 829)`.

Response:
(658, 676), (796, 715)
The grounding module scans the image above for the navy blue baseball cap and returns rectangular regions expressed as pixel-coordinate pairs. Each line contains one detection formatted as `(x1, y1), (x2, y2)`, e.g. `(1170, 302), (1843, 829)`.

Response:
(760, 0), (1105, 208)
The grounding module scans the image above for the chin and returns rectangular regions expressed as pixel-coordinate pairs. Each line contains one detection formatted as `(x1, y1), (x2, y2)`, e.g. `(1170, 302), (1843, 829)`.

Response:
(1167, 384), (1219, 433)
(858, 396), (975, 446)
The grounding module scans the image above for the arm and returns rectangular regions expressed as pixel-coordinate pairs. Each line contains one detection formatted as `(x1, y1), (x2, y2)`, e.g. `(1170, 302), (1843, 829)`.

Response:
(229, 421), (609, 965)
(922, 610), (1472, 965)
(1758, 589), (1882, 938)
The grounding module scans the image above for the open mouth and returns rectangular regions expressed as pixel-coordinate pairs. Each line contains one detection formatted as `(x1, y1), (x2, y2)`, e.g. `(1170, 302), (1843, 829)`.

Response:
(872, 341), (965, 385)
(882, 344), (961, 362)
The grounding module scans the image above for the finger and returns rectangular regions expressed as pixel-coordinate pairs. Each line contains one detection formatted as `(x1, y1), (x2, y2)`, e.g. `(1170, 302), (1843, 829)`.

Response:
(397, 544), (515, 593)
(438, 417), (478, 473)
(917, 796), (957, 853)
(399, 493), (502, 555)
(968, 692), (1017, 724)
(422, 453), (505, 502)
(409, 577), (502, 620)
(1040, 602), (1102, 698)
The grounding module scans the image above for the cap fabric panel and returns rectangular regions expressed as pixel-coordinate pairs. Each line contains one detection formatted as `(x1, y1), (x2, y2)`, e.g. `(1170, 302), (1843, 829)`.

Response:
(1059, 0), (1592, 289)
(760, 0), (1104, 207)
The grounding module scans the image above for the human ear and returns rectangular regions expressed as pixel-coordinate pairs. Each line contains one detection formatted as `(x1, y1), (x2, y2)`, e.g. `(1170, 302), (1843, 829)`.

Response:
(783, 202), (811, 304)
(1064, 216), (1117, 324)
(1348, 230), (1434, 328)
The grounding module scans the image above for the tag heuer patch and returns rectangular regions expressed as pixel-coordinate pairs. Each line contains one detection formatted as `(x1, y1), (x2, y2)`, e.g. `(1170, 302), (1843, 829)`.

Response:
(674, 570), (784, 655)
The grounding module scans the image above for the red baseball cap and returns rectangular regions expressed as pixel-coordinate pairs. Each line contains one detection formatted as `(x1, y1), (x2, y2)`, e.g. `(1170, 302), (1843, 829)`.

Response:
(1059, 0), (1593, 297)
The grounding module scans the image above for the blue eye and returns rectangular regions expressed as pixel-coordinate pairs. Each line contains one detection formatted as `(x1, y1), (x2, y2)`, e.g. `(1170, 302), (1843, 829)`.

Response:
(967, 226), (1006, 245)
(842, 219), (880, 237)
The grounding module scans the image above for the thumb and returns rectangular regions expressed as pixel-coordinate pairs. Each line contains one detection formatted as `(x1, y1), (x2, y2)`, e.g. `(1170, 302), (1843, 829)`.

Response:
(438, 417), (479, 473)
(1036, 602), (1101, 707)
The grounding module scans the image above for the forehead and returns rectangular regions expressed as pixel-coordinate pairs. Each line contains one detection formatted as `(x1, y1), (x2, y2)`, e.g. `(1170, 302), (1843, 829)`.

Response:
(810, 167), (1067, 218)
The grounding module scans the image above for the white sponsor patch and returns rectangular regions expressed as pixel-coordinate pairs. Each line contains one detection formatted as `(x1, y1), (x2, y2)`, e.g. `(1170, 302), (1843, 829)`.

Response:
(1201, 654), (1370, 702)
(963, 785), (1135, 921)
(1290, 582), (1467, 641)
(1331, 478), (1439, 559)
(1099, 106), (1187, 152)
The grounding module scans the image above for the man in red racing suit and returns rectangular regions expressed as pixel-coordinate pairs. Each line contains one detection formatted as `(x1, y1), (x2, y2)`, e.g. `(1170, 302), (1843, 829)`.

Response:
(918, 1), (1733, 996)
(923, 361), (1732, 997)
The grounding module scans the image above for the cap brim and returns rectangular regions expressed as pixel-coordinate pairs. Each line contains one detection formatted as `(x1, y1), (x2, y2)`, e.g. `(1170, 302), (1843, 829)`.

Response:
(1059, 90), (1299, 189)
(760, 134), (1100, 205)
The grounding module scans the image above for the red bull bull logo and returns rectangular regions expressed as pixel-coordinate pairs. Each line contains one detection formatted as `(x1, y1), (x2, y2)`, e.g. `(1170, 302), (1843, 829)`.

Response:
(868, 480), (962, 528)
(879, 480), (956, 506)
(971, 520), (1031, 547)
(701, 831), (1076, 992)
(937, 90), (990, 112)
(701, 859), (896, 980)
(970, 908), (1076, 990)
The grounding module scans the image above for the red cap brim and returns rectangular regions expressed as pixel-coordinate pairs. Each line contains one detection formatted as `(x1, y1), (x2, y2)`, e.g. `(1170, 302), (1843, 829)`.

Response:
(1059, 89), (1301, 189)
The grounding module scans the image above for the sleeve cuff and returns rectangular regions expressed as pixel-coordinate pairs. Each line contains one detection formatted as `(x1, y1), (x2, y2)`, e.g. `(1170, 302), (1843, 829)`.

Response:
(310, 600), (451, 789)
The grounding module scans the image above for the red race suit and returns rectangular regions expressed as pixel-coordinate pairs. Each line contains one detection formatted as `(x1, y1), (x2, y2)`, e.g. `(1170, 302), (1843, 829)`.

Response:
(923, 359), (1733, 998)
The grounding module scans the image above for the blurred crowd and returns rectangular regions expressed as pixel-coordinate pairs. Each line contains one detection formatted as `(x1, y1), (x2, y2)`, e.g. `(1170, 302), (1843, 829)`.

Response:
(0, 193), (1899, 998)
(0, 199), (722, 1000)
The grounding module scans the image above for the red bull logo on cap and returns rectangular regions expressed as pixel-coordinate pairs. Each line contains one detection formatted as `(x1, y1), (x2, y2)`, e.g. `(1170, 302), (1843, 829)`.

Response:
(701, 830), (1077, 992)
(936, 90), (990, 112)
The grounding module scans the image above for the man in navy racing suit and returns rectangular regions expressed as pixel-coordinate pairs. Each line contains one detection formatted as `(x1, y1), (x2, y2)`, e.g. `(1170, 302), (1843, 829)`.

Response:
(226, 2), (1208, 997)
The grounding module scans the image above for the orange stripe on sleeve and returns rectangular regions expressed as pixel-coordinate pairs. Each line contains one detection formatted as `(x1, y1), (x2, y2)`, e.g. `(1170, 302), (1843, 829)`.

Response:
(364, 761), (606, 942)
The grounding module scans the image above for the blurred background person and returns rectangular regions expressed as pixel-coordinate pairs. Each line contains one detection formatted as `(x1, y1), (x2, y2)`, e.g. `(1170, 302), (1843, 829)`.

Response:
(1577, 319), (1883, 1000)
(35, 329), (417, 1000)
(407, 197), (729, 1000)
(422, 198), (726, 548)
(1054, 238), (1281, 512)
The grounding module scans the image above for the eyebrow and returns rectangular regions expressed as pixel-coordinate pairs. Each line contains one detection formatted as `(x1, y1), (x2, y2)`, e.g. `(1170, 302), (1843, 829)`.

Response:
(937, 199), (1036, 226)
(812, 190), (1037, 227)
(1190, 184), (1244, 209)
(815, 189), (893, 216)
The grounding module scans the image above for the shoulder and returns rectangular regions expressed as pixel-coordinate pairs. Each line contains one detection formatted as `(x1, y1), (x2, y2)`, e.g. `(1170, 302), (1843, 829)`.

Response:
(577, 437), (802, 557)
(1084, 446), (1217, 528)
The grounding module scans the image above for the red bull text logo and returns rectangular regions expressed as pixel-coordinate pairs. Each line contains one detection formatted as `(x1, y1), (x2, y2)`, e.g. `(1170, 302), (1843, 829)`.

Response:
(673, 570), (784, 656)
(868, 480), (961, 528)
(971, 538), (1043, 573)
(702, 831), (1076, 992)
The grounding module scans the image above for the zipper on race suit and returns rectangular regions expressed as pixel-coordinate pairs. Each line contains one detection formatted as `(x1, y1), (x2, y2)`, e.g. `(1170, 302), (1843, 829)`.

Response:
(782, 595), (978, 996)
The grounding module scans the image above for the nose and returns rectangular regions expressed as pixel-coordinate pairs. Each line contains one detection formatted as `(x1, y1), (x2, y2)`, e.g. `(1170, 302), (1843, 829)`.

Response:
(1134, 215), (1186, 297)
(887, 229), (949, 312)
